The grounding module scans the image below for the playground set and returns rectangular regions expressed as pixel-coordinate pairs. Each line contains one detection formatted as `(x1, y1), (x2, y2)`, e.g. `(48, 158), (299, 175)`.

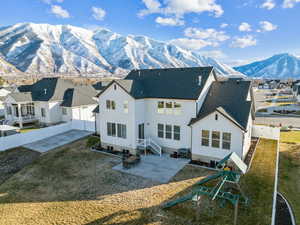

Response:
(163, 152), (249, 225)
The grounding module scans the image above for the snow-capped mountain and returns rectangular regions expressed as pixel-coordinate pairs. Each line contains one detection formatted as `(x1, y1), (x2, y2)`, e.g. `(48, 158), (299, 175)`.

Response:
(0, 55), (20, 74)
(0, 23), (241, 76)
(234, 53), (300, 79)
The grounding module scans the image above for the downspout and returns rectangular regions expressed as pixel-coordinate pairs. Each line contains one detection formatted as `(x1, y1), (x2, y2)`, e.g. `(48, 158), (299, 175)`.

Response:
(94, 113), (97, 135)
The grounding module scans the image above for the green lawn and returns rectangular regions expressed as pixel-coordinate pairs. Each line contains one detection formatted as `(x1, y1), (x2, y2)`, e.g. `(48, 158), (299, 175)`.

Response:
(280, 131), (300, 144)
(20, 127), (40, 133)
(279, 131), (300, 224)
(0, 138), (278, 225)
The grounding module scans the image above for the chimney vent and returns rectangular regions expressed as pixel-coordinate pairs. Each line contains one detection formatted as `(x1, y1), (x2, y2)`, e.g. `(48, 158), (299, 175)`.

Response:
(44, 89), (47, 95)
(198, 76), (202, 86)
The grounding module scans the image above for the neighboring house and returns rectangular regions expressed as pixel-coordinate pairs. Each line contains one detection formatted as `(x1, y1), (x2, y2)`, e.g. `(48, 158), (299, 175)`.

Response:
(3, 78), (99, 128)
(95, 67), (255, 163)
(0, 87), (12, 117)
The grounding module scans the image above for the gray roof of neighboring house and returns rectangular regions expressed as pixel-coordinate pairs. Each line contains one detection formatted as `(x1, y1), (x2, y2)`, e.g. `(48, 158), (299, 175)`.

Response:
(189, 80), (253, 130)
(9, 92), (33, 102)
(98, 67), (216, 100)
(17, 78), (76, 102)
(92, 105), (99, 113)
(60, 85), (98, 107)
(92, 82), (105, 91)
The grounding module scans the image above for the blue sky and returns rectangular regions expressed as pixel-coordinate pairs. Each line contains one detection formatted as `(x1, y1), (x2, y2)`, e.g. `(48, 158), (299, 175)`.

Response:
(1, 0), (300, 66)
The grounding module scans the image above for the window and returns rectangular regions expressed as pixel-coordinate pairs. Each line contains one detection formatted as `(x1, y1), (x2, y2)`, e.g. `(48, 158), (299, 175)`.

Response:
(106, 100), (116, 110)
(117, 124), (127, 139)
(157, 101), (164, 114)
(27, 103), (34, 115)
(123, 101), (128, 113)
(107, 122), (116, 137)
(212, 131), (220, 148)
(215, 114), (218, 120)
(174, 102), (182, 115)
(173, 126), (180, 140)
(165, 124), (172, 139)
(158, 124), (164, 138)
(222, 132), (231, 150)
(62, 108), (67, 115)
(114, 84), (117, 90)
(201, 130), (210, 146)
(41, 108), (46, 118)
(166, 102), (173, 115)
(7, 106), (12, 115)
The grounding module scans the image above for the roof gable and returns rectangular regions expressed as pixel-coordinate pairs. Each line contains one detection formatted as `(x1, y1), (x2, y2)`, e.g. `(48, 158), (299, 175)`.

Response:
(190, 80), (253, 130)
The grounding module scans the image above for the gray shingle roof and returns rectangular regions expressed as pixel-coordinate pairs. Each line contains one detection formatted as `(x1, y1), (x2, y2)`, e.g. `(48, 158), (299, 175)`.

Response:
(98, 67), (215, 100)
(9, 92), (33, 102)
(92, 105), (99, 113)
(189, 80), (253, 130)
(60, 85), (98, 107)
(123, 67), (215, 99)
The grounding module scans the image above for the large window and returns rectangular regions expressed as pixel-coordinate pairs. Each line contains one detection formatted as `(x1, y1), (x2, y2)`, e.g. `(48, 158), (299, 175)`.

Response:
(123, 101), (128, 113)
(106, 100), (116, 110)
(201, 130), (210, 146)
(157, 101), (182, 115)
(41, 108), (46, 118)
(117, 124), (127, 139)
(222, 132), (231, 150)
(157, 101), (164, 114)
(158, 124), (164, 138)
(165, 124), (172, 139)
(212, 131), (220, 148)
(166, 102), (173, 115)
(107, 122), (116, 137)
(62, 108), (67, 115)
(174, 102), (182, 115)
(7, 106), (12, 115)
(173, 125), (180, 140)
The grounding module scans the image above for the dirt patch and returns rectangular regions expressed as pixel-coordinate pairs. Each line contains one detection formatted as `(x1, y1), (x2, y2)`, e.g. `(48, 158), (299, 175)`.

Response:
(0, 148), (41, 184)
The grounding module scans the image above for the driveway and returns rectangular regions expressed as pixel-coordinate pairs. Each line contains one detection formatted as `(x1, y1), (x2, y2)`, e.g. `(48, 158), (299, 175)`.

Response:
(23, 130), (93, 152)
(113, 154), (190, 183)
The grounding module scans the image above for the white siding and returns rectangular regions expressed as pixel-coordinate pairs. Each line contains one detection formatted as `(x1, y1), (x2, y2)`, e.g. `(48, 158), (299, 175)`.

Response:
(191, 111), (244, 161)
(242, 112), (253, 158)
(99, 84), (136, 149)
(143, 98), (196, 150)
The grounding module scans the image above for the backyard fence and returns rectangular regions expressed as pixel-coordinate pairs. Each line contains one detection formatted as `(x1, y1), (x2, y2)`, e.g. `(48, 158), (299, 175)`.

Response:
(0, 120), (96, 151)
(252, 125), (280, 140)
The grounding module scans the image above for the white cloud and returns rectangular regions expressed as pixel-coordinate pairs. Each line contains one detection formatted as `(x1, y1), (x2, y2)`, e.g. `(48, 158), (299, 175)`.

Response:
(155, 17), (184, 26)
(184, 27), (230, 42)
(51, 5), (70, 18)
(199, 50), (227, 59)
(259, 21), (277, 31)
(92, 7), (106, 21)
(231, 35), (257, 48)
(238, 22), (251, 32)
(261, 0), (276, 10)
(41, 0), (63, 4)
(283, 0), (300, 8)
(139, 0), (224, 18)
(220, 23), (228, 28)
(169, 38), (214, 50)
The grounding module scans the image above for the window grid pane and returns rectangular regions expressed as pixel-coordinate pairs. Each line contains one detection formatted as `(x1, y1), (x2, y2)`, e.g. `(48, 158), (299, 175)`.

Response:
(173, 125), (180, 140)
(212, 131), (220, 148)
(158, 124), (164, 138)
(157, 101), (164, 114)
(201, 130), (210, 146)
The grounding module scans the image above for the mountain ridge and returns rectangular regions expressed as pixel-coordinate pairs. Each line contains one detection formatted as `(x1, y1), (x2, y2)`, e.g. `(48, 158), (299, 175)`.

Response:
(0, 22), (241, 77)
(234, 53), (300, 79)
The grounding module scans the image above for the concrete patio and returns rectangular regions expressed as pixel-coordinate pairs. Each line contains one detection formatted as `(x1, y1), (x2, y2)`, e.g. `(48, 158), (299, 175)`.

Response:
(113, 154), (190, 183)
(23, 129), (93, 152)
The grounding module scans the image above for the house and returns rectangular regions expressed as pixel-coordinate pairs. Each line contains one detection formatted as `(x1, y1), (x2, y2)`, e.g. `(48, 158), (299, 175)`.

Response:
(95, 67), (255, 163)
(0, 87), (12, 117)
(3, 78), (99, 128)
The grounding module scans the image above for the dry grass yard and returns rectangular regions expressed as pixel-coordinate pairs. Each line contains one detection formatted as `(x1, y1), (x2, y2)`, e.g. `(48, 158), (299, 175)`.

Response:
(279, 131), (300, 224)
(0, 138), (278, 225)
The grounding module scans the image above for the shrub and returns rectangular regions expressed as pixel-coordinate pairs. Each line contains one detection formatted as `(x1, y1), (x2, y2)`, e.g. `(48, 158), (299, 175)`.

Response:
(258, 108), (267, 113)
(86, 136), (100, 147)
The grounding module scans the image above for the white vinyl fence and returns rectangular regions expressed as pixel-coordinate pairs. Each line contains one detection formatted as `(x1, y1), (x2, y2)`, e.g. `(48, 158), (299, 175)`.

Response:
(0, 120), (96, 151)
(252, 125), (280, 140)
